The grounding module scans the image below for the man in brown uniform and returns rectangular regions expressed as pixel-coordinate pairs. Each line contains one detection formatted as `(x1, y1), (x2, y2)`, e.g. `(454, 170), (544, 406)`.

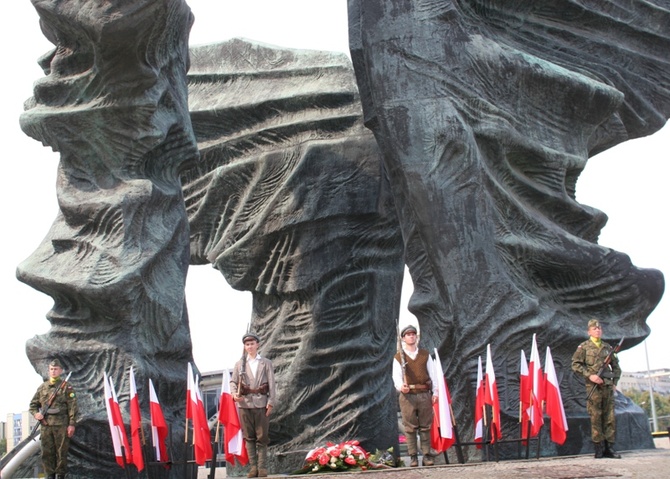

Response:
(29, 359), (78, 479)
(231, 332), (276, 478)
(393, 325), (438, 467)
(571, 319), (622, 459)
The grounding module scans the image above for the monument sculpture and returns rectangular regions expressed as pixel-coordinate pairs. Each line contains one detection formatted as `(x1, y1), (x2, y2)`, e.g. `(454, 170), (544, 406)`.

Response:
(348, 0), (668, 457)
(182, 39), (405, 470)
(17, 0), (198, 476)
(14, 0), (669, 476)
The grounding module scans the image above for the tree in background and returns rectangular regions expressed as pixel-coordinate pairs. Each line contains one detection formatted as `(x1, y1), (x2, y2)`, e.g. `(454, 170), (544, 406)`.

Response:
(623, 390), (670, 430)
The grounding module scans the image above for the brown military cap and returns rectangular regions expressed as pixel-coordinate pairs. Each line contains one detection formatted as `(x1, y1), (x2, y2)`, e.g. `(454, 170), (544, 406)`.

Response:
(242, 332), (260, 343)
(49, 359), (63, 368)
(400, 325), (418, 337)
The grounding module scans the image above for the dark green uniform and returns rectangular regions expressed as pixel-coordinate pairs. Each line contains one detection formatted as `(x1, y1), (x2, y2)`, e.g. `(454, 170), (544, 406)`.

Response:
(29, 378), (78, 477)
(571, 338), (621, 444)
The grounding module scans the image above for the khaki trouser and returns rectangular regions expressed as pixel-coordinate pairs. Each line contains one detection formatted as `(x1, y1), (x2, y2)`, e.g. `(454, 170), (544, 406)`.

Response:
(40, 424), (70, 475)
(587, 385), (616, 443)
(399, 392), (433, 455)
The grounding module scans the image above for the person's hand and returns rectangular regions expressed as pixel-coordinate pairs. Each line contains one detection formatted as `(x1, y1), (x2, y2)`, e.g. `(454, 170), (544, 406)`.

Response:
(34, 412), (44, 421)
(589, 374), (603, 385)
(401, 384), (410, 394)
(432, 395), (438, 404)
(67, 425), (75, 438)
(233, 394), (241, 402)
(266, 404), (273, 417)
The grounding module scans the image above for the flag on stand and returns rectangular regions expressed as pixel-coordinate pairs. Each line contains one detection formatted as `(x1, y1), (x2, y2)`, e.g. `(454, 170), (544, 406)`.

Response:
(484, 344), (502, 443)
(529, 334), (545, 437)
(519, 349), (531, 443)
(149, 379), (169, 463)
(187, 365), (213, 466)
(219, 369), (248, 465)
(104, 373), (132, 468)
(129, 367), (145, 471)
(474, 356), (485, 448)
(544, 347), (568, 445)
(431, 349), (455, 453)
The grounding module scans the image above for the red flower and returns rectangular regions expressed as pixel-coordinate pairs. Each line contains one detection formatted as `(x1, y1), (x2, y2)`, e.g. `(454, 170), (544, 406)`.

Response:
(318, 453), (329, 465)
(344, 456), (357, 466)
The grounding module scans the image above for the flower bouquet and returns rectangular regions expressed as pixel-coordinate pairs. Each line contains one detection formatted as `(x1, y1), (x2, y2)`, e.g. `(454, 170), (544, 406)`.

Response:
(295, 440), (394, 474)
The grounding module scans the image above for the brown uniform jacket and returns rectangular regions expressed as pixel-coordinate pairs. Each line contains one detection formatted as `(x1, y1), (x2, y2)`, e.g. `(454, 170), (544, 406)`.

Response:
(571, 339), (622, 387)
(29, 378), (78, 427)
(230, 356), (276, 409)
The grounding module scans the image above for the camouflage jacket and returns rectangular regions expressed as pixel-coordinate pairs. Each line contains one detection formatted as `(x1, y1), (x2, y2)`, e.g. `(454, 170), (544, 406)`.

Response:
(571, 339), (621, 387)
(29, 378), (78, 426)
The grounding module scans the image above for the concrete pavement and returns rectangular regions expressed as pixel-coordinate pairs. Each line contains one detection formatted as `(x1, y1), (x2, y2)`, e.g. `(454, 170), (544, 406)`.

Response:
(198, 438), (670, 478)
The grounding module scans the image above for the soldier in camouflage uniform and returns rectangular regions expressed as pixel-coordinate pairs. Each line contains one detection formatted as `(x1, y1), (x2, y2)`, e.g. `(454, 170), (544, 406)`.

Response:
(29, 359), (78, 479)
(571, 319), (621, 459)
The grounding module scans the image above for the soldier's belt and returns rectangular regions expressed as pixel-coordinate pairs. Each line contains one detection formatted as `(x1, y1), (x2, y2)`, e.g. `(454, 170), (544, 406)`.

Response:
(241, 383), (269, 395)
(407, 384), (430, 393)
(46, 408), (61, 414)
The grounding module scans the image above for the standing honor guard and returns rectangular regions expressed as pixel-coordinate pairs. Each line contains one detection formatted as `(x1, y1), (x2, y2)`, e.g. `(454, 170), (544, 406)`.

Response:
(393, 325), (439, 466)
(29, 359), (78, 479)
(572, 319), (622, 459)
(231, 332), (276, 478)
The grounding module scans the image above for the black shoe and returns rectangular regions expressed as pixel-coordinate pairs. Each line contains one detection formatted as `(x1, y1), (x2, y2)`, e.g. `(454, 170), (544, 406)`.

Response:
(603, 442), (621, 459)
(594, 442), (604, 459)
(47, 475), (55, 479)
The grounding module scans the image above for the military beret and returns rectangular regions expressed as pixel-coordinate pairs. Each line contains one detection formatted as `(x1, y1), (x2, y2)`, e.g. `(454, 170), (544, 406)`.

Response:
(242, 332), (260, 343)
(588, 319), (601, 329)
(400, 325), (418, 337)
(49, 359), (63, 368)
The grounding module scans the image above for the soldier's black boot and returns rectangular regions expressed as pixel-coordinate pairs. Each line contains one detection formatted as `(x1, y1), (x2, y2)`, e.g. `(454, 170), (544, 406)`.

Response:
(594, 442), (604, 459)
(46, 475), (55, 479)
(603, 441), (621, 459)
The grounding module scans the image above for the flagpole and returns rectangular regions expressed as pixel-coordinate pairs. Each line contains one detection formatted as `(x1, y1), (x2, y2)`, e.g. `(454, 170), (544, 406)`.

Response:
(449, 403), (465, 464)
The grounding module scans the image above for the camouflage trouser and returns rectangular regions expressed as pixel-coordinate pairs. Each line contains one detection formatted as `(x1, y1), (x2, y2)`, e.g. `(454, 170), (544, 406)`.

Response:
(586, 384), (616, 443)
(41, 424), (70, 475)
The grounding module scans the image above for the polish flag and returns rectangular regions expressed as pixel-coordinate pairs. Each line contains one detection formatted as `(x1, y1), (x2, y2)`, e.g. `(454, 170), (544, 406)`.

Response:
(188, 366), (213, 466)
(149, 379), (169, 463)
(219, 369), (248, 465)
(529, 334), (545, 437)
(474, 356), (485, 448)
(104, 373), (132, 467)
(519, 349), (531, 443)
(129, 367), (145, 471)
(484, 344), (502, 443)
(431, 349), (455, 453)
(544, 347), (568, 445)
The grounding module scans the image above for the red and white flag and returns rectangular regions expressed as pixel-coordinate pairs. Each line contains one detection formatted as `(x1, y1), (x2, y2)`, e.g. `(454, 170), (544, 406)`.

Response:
(219, 369), (248, 465)
(519, 349), (532, 443)
(431, 349), (455, 453)
(484, 344), (502, 443)
(149, 379), (169, 463)
(544, 347), (568, 445)
(474, 356), (485, 448)
(129, 367), (145, 471)
(529, 334), (545, 437)
(104, 373), (132, 468)
(188, 365), (213, 466)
